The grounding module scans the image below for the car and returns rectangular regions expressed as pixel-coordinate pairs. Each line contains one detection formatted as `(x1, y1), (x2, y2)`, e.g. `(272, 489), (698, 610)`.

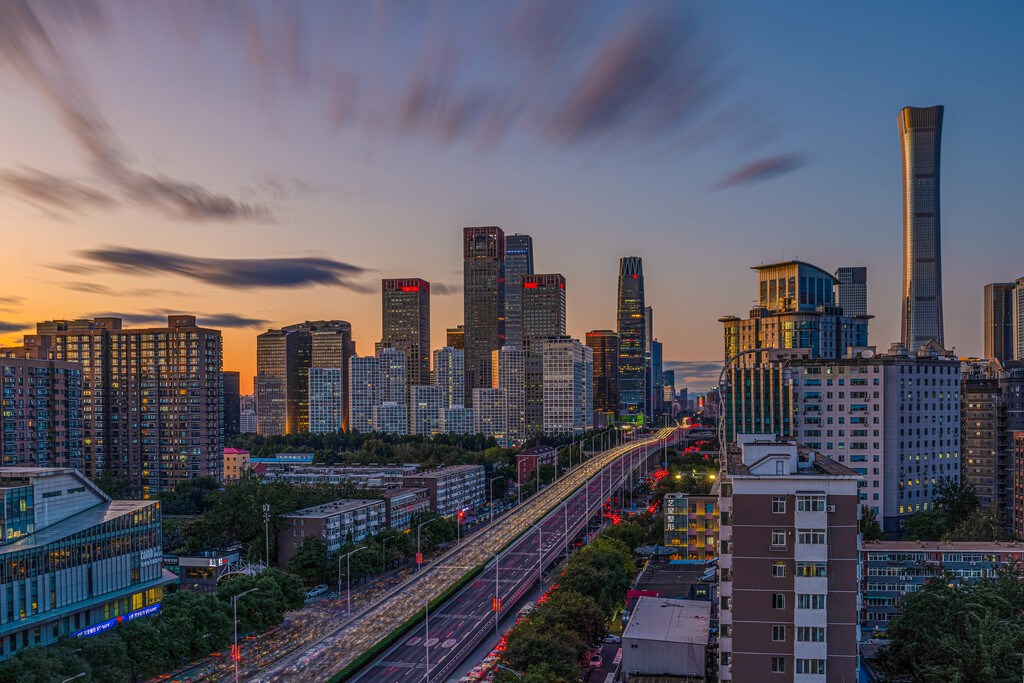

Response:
(588, 654), (603, 668)
(604, 635), (620, 643)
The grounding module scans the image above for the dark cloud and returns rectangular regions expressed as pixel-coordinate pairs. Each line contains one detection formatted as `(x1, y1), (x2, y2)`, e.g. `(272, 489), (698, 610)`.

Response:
(714, 154), (805, 190)
(430, 283), (461, 296)
(72, 247), (372, 292)
(0, 322), (28, 334)
(89, 311), (270, 329)
(663, 360), (723, 391)
(0, 297), (24, 306)
(0, 1), (268, 221)
(63, 282), (110, 294)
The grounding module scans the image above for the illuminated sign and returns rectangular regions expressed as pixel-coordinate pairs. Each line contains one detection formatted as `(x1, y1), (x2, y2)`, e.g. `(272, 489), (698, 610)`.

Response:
(74, 603), (161, 637)
(401, 286), (420, 292)
(523, 282), (538, 289)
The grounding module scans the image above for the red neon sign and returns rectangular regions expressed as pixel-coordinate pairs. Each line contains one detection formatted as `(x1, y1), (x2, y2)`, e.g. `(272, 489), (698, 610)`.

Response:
(523, 282), (538, 289)
(400, 286), (420, 292)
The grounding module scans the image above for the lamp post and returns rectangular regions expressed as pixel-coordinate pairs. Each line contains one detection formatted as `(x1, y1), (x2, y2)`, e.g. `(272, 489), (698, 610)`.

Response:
(262, 503), (271, 566)
(488, 476), (502, 524)
(717, 347), (771, 462)
(495, 665), (523, 680)
(482, 548), (501, 636)
(61, 675), (86, 683)
(400, 590), (430, 683)
(232, 587), (259, 683)
(339, 546), (368, 614)
(528, 522), (543, 589)
(382, 536), (390, 574)
(417, 519), (436, 571)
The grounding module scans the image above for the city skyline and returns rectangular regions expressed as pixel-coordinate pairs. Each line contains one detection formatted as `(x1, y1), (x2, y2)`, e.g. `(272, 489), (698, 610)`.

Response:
(2, 2), (1024, 394)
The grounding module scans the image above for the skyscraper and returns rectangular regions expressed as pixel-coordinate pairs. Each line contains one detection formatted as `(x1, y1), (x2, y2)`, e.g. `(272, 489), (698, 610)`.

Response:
(463, 227), (505, 405)
(541, 336), (593, 434)
(222, 370), (240, 438)
(504, 233), (534, 348)
(493, 345), (526, 446)
(432, 347), (465, 410)
(0, 356), (82, 468)
(586, 330), (620, 424)
(308, 367), (343, 433)
(1015, 277), (1024, 360)
(382, 278), (430, 389)
(899, 105), (945, 350)
(617, 257), (646, 422)
(309, 321), (357, 430)
(522, 273), (567, 434)
(446, 325), (465, 351)
(835, 266), (868, 316)
(984, 283), (1015, 362)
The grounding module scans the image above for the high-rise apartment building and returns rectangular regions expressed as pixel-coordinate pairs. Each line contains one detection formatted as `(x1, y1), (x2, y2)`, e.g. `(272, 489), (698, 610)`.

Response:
(372, 402), (408, 435)
(441, 406), (474, 435)
(984, 283), (1015, 362)
(493, 345), (526, 446)
(522, 274), (566, 434)
(348, 355), (378, 433)
(381, 279), (430, 389)
(899, 105), (945, 350)
(346, 348), (407, 434)
(542, 337), (594, 434)
(790, 342), (961, 534)
(835, 267), (868, 317)
(446, 325), (465, 351)
(472, 388), (507, 444)
(717, 435), (859, 682)
(504, 233), (534, 348)
(12, 315), (223, 496)
(0, 356), (82, 468)
(257, 320), (355, 435)
(463, 227), (505, 405)
(377, 348), (407, 405)
(308, 367), (343, 433)
(617, 257), (646, 423)
(432, 347), (465, 410)
(586, 330), (620, 425)
(410, 385), (444, 436)
(222, 370), (240, 438)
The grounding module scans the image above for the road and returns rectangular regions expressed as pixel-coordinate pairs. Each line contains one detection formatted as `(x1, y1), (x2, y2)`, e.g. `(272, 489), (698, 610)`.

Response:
(244, 427), (680, 683)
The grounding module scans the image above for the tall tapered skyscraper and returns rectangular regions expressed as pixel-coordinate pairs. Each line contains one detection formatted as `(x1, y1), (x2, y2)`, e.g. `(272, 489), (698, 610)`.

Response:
(617, 257), (646, 422)
(504, 233), (534, 348)
(463, 227), (505, 405)
(899, 105), (945, 349)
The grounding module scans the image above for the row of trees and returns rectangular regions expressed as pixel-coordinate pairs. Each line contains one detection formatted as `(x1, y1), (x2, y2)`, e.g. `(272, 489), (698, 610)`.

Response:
(0, 570), (303, 683)
(496, 537), (636, 682)
(860, 478), (1006, 543)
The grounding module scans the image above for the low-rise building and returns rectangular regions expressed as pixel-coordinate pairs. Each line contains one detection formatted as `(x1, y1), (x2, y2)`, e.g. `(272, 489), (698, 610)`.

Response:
(257, 463), (419, 489)
(0, 467), (174, 659)
(621, 596), (711, 681)
(165, 548), (243, 594)
(402, 465), (486, 518)
(222, 448), (250, 480)
(383, 487), (431, 531)
(663, 493), (719, 561)
(278, 498), (386, 566)
(860, 540), (1024, 636)
(516, 445), (557, 483)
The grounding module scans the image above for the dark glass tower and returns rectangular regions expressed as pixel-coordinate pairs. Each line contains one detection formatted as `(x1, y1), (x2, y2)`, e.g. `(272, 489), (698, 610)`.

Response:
(900, 105), (944, 349)
(521, 273), (566, 434)
(984, 283), (1015, 362)
(382, 278), (431, 389)
(504, 234), (534, 348)
(222, 370), (240, 438)
(463, 227), (505, 405)
(586, 330), (620, 417)
(617, 257), (646, 422)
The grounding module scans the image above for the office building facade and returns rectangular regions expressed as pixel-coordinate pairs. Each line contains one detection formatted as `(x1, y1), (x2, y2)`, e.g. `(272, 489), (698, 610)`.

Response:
(521, 274), (566, 434)
(542, 337), (593, 434)
(463, 227), (505, 405)
(899, 105), (945, 350)
(717, 436), (859, 682)
(503, 233), (534, 348)
(372, 402), (407, 436)
(308, 367), (343, 433)
(1015, 277), (1024, 360)
(222, 370), (240, 438)
(0, 467), (173, 660)
(834, 267), (868, 317)
(402, 465), (486, 518)
(441, 406), (474, 435)
(663, 493), (718, 561)
(432, 347), (465, 410)
(493, 345), (526, 446)
(587, 330), (620, 424)
(617, 257), (646, 422)
(984, 283), (1015, 362)
(472, 388), (507, 445)
(409, 385), (444, 436)
(348, 355), (378, 433)
(446, 325), (465, 351)
(0, 357), (82, 468)
(381, 278), (430, 389)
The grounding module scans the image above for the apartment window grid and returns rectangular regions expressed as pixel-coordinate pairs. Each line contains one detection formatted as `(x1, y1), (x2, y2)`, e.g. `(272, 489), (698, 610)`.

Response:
(772, 496), (786, 513)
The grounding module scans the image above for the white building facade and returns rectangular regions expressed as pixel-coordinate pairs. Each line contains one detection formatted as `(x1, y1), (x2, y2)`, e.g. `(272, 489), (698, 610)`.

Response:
(493, 345), (526, 446)
(410, 385), (444, 436)
(432, 347), (465, 410)
(308, 367), (343, 433)
(541, 336), (594, 434)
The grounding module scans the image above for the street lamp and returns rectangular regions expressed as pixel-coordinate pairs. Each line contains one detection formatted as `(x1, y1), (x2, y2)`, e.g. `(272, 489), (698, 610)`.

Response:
(262, 503), (271, 567)
(382, 536), (390, 574)
(417, 519), (437, 571)
(482, 548), (501, 636)
(528, 522), (543, 590)
(232, 587), (259, 683)
(400, 590), (430, 683)
(339, 546), (368, 614)
(61, 675), (86, 683)
(717, 347), (771, 462)
(495, 665), (523, 680)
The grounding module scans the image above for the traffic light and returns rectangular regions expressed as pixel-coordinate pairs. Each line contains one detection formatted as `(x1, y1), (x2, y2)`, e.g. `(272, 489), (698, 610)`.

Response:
(493, 597), (502, 612)
(458, 510), (465, 520)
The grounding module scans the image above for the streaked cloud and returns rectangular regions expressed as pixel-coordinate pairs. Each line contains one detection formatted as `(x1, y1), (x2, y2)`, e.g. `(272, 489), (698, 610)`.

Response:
(68, 247), (373, 292)
(714, 154), (805, 190)
(88, 311), (270, 329)
(663, 360), (723, 391)
(0, 321), (28, 334)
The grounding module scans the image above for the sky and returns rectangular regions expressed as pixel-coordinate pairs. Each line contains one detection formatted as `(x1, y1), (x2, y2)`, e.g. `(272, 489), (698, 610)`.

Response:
(1, 1), (1022, 394)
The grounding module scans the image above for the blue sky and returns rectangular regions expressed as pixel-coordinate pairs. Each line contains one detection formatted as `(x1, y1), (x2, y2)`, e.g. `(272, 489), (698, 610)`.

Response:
(0, 1), (1021, 391)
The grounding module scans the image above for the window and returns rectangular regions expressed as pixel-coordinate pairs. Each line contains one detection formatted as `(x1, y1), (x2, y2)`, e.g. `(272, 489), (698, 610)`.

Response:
(796, 659), (826, 675)
(796, 563), (827, 577)
(797, 594), (826, 609)
(771, 656), (785, 673)
(797, 495), (826, 512)
(772, 561), (786, 578)
(798, 529), (826, 544)
(772, 594), (785, 609)
(797, 626), (826, 642)
(771, 625), (786, 641)
(772, 496), (786, 513)
(771, 530), (787, 547)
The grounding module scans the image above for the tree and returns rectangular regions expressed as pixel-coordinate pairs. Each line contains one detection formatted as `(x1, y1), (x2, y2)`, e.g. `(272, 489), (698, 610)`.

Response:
(601, 520), (646, 551)
(115, 617), (169, 682)
(499, 621), (581, 682)
(0, 641), (92, 683)
(219, 573), (292, 634)
(93, 470), (134, 499)
(288, 536), (328, 585)
(875, 564), (1024, 682)
(860, 505), (886, 541)
(536, 591), (607, 648)
(903, 508), (950, 541)
(156, 590), (232, 665)
(933, 477), (980, 527)
(943, 506), (1006, 543)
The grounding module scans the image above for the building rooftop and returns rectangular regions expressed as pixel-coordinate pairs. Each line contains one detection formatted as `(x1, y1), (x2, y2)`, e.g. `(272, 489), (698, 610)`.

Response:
(519, 445), (556, 456)
(382, 487), (428, 499)
(405, 464), (484, 478)
(863, 540), (1024, 552)
(2, 500), (156, 555)
(725, 444), (858, 478)
(622, 596), (711, 645)
(285, 498), (382, 519)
